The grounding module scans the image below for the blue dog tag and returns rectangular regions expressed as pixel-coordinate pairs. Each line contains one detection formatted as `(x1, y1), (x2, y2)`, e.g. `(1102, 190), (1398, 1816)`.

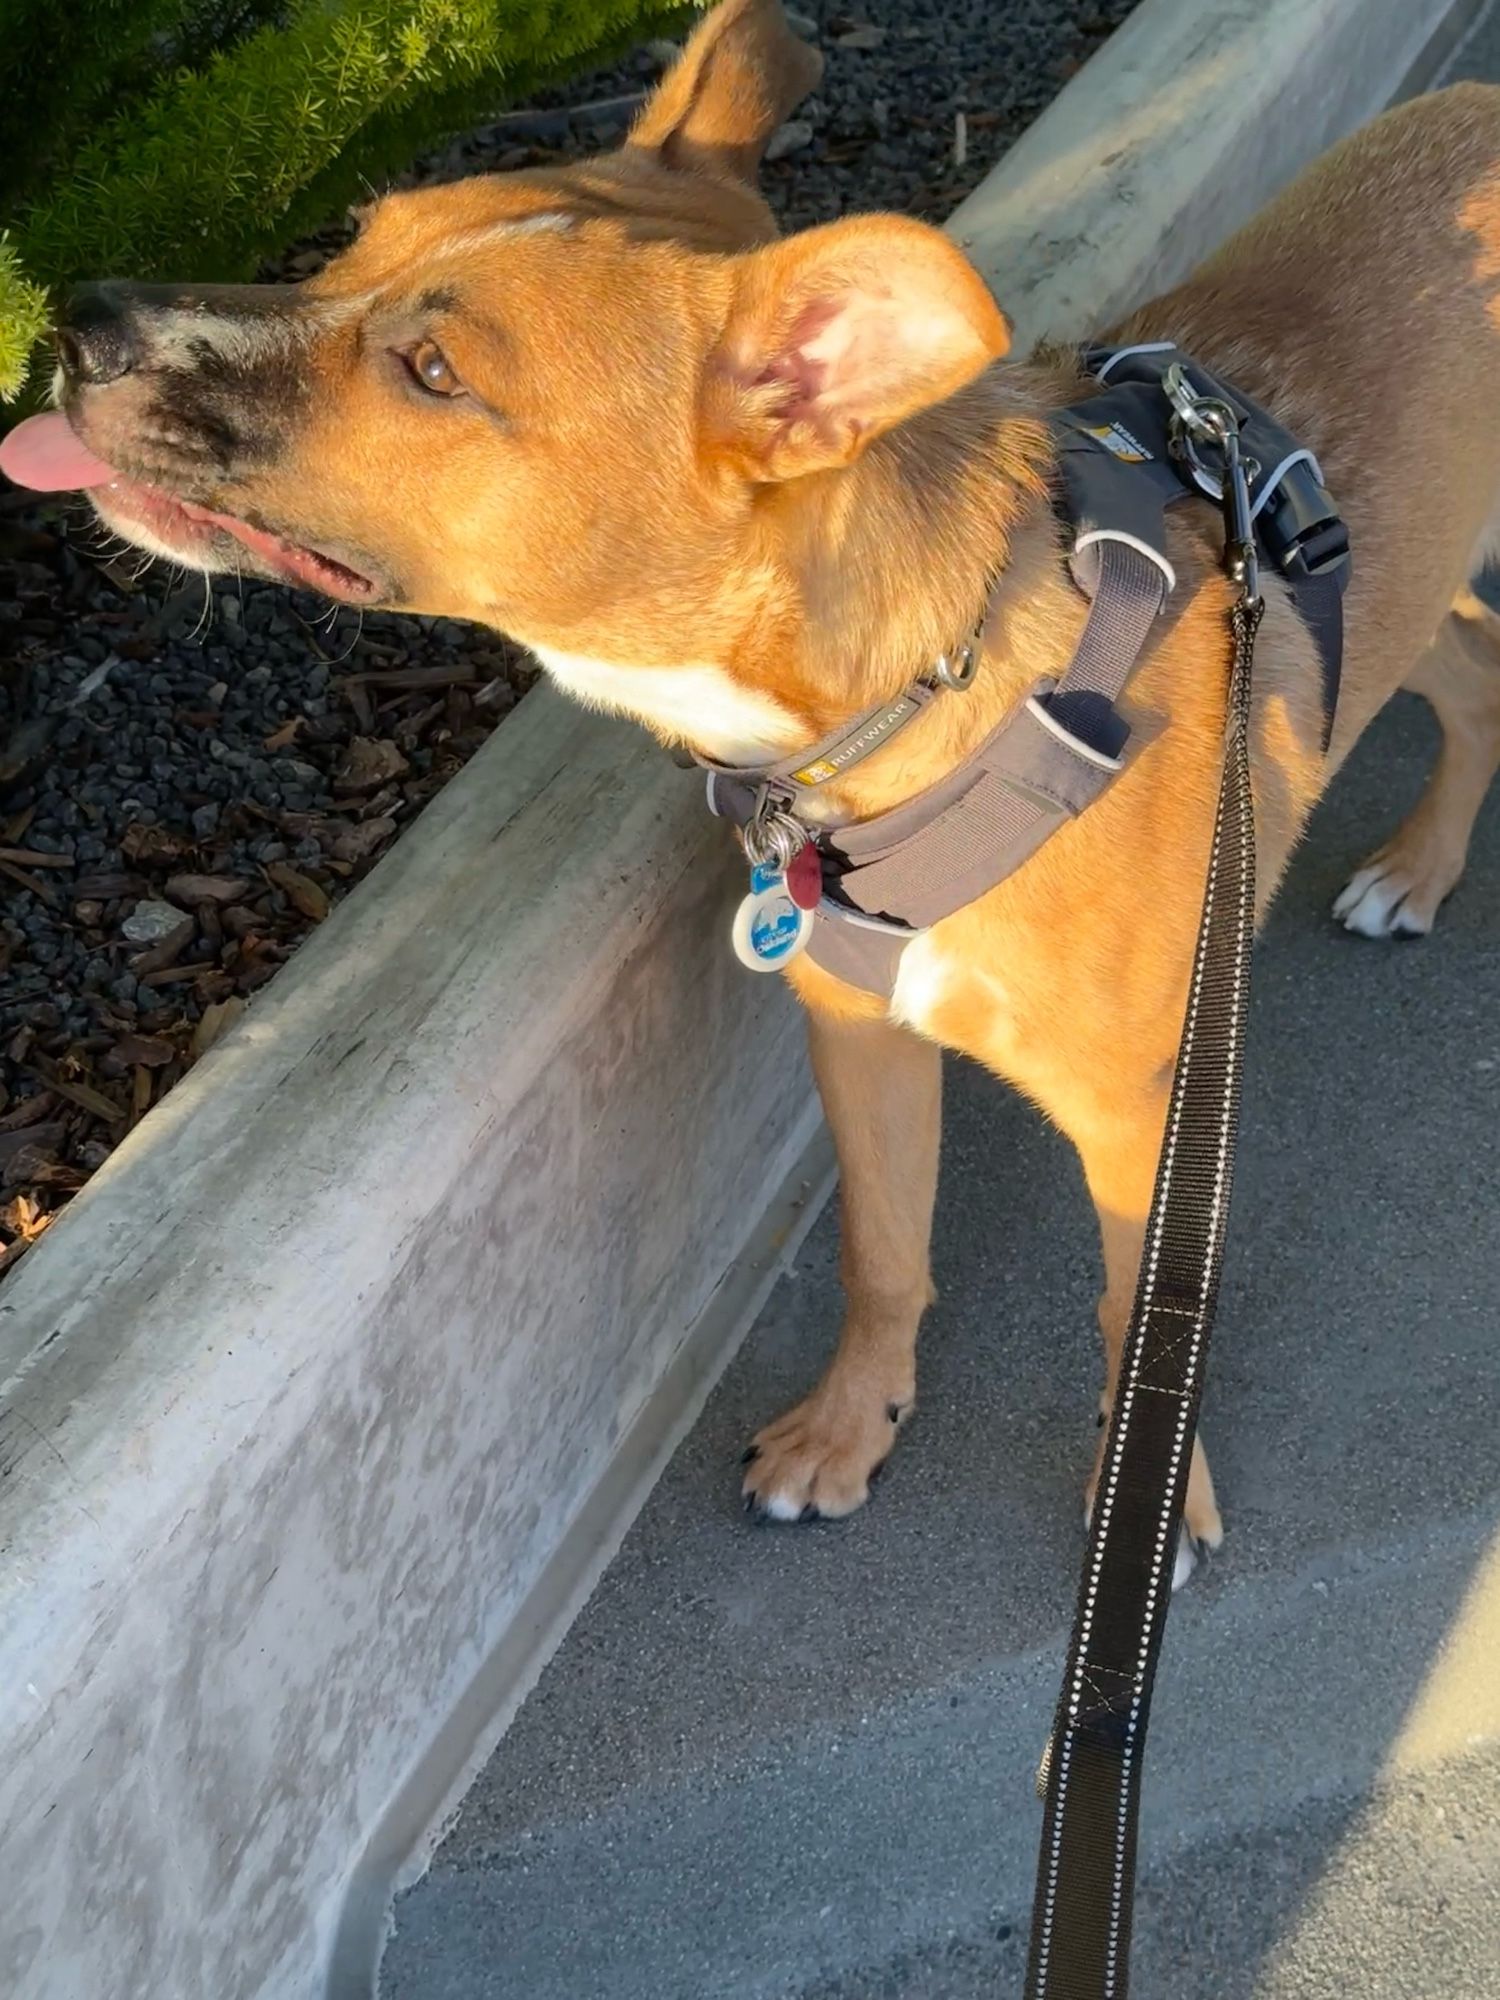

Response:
(732, 861), (812, 971)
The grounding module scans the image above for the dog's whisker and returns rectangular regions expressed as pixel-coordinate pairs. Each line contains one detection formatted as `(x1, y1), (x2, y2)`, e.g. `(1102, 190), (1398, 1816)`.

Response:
(187, 571), (215, 644)
(327, 609), (364, 665)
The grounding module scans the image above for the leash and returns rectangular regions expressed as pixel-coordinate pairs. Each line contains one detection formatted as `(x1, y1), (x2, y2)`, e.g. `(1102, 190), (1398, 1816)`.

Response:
(1024, 406), (1265, 2000)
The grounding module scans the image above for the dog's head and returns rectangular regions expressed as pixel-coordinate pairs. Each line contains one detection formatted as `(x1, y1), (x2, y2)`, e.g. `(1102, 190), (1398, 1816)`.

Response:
(0, 0), (1008, 673)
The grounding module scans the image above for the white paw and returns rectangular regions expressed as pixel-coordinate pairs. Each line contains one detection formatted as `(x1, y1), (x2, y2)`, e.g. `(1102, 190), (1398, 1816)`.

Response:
(1172, 1529), (1198, 1593)
(1333, 863), (1428, 938)
(1332, 860), (1442, 938)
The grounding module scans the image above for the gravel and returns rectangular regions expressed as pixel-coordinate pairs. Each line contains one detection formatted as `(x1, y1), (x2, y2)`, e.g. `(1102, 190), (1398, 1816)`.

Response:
(0, 0), (1134, 1274)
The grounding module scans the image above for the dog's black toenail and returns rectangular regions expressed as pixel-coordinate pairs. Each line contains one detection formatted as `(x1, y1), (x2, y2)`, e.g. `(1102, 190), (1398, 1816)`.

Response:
(1096, 1410), (1108, 1428)
(886, 1401), (902, 1423)
(799, 1502), (820, 1522)
(868, 1458), (888, 1485)
(741, 1445), (760, 1465)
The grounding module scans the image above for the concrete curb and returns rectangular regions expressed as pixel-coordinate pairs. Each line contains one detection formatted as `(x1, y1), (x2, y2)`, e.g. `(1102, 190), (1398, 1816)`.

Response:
(1, 692), (828, 2000)
(0, 2), (1474, 1997)
(948, 0), (1484, 352)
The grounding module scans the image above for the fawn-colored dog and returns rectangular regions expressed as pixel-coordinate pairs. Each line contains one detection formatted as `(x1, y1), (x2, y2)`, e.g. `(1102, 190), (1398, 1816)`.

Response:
(7, 0), (1500, 1580)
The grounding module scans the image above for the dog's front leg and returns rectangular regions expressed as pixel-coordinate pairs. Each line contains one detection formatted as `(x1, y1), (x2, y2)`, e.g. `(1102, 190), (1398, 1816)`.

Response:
(742, 1007), (941, 1521)
(1078, 1112), (1224, 1587)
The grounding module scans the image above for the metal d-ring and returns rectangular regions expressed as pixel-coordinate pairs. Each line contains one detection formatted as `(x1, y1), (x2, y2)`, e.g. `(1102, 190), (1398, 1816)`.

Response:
(1162, 360), (1263, 495)
(934, 640), (978, 691)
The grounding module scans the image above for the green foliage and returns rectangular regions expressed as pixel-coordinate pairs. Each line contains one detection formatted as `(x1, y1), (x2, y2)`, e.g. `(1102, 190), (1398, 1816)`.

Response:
(1, 0), (697, 402)
(1, 1), (295, 213)
(0, 235), (51, 401)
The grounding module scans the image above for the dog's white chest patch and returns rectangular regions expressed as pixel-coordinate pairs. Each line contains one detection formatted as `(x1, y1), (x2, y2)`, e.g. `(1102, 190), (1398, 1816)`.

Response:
(889, 931), (1007, 1041)
(889, 933), (954, 1037)
(531, 646), (800, 765)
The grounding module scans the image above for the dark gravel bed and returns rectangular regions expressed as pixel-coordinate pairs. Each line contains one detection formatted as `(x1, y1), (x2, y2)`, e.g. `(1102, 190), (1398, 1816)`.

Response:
(0, 0), (1133, 1276)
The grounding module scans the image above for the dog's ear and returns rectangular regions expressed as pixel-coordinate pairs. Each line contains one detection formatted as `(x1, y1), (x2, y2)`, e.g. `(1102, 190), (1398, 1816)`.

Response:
(627, 0), (823, 186)
(710, 214), (1010, 481)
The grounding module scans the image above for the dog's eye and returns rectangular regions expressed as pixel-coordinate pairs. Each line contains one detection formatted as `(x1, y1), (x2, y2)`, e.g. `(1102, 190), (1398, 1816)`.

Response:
(404, 340), (463, 397)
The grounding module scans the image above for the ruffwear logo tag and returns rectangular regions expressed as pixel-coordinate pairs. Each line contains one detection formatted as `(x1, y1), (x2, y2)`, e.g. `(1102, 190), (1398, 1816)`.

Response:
(1084, 421), (1153, 463)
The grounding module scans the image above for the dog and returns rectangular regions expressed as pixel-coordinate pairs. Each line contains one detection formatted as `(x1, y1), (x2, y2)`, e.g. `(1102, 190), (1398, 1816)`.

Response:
(6, 0), (1500, 1581)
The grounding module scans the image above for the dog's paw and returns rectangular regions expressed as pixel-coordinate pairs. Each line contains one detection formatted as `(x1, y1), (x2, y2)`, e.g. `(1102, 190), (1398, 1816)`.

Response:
(1332, 847), (1462, 939)
(1172, 1503), (1226, 1589)
(740, 1388), (911, 1522)
(1171, 1527), (1201, 1592)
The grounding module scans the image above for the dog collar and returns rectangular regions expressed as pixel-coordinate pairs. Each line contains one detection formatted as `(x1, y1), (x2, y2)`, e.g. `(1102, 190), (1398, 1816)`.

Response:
(694, 608), (985, 865)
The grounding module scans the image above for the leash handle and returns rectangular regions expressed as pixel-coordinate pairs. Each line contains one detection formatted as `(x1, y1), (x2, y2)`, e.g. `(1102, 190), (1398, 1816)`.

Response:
(1025, 589), (1263, 2000)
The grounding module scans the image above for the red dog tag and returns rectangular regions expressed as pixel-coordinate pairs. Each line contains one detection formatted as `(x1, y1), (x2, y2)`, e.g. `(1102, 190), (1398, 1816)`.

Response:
(786, 840), (822, 910)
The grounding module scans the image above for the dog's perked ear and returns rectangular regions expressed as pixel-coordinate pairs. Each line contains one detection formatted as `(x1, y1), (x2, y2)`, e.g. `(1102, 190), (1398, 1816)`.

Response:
(626, 0), (823, 186)
(709, 214), (1011, 481)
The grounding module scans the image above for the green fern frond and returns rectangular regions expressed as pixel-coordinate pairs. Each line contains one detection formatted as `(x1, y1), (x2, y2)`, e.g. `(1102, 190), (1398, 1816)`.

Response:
(0, 234), (51, 402)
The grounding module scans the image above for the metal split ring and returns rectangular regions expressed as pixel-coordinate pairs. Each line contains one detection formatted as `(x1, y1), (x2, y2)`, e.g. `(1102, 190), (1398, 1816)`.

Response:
(744, 804), (808, 873)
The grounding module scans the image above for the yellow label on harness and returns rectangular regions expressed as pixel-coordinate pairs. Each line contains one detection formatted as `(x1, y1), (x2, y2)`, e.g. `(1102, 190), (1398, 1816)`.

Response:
(793, 758), (839, 785)
(1084, 421), (1152, 463)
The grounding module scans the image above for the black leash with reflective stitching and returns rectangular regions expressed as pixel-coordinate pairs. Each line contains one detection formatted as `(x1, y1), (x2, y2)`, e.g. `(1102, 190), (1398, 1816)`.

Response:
(1024, 440), (1266, 1997)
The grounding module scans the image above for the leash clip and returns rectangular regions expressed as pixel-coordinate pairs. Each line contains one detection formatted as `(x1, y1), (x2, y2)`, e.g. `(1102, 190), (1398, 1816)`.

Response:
(1164, 363), (1260, 606)
(1219, 426), (1259, 607)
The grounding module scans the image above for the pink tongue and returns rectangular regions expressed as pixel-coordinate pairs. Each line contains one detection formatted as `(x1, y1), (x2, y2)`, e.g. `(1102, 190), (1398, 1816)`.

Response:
(0, 412), (119, 492)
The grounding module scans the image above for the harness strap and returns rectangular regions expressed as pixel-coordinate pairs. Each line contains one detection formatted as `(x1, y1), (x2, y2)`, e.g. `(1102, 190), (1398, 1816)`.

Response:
(1293, 566), (1345, 742)
(824, 539), (1165, 930)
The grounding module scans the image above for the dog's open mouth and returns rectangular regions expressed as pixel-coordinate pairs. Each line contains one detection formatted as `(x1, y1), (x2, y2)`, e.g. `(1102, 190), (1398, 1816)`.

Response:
(0, 411), (383, 604)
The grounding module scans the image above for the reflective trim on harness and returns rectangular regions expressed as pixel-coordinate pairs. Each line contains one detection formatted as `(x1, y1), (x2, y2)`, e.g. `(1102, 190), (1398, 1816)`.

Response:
(1023, 691), (1125, 773)
(1072, 526), (1177, 598)
(1092, 340), (1177, 381)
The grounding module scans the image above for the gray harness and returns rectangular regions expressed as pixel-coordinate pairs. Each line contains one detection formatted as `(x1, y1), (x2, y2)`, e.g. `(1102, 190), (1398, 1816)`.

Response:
(703, 343), (1350, 998)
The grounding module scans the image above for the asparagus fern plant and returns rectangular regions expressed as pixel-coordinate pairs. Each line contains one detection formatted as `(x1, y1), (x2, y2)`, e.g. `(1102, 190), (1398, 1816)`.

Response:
(0, 0), (693, 402)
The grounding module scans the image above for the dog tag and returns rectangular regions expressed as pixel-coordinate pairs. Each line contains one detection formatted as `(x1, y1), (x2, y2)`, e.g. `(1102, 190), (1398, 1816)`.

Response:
(732, 861), (812, 971)
(786, 839), (822, 911)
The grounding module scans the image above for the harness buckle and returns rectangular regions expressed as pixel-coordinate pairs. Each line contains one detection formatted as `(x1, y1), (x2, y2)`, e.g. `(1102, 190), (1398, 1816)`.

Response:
(1258, 464), (1350, 582)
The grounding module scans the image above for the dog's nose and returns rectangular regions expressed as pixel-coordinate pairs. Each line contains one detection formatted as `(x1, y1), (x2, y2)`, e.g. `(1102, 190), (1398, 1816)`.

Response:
(56, 285), (141, 387)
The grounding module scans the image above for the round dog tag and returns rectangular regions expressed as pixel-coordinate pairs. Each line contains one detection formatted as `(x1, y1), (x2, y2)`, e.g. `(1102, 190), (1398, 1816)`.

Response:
(732, 864), (812, 971)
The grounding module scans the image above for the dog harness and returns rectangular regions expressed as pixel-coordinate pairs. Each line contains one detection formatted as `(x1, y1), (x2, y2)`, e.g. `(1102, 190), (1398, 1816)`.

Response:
(703, 343), (1350, 997)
